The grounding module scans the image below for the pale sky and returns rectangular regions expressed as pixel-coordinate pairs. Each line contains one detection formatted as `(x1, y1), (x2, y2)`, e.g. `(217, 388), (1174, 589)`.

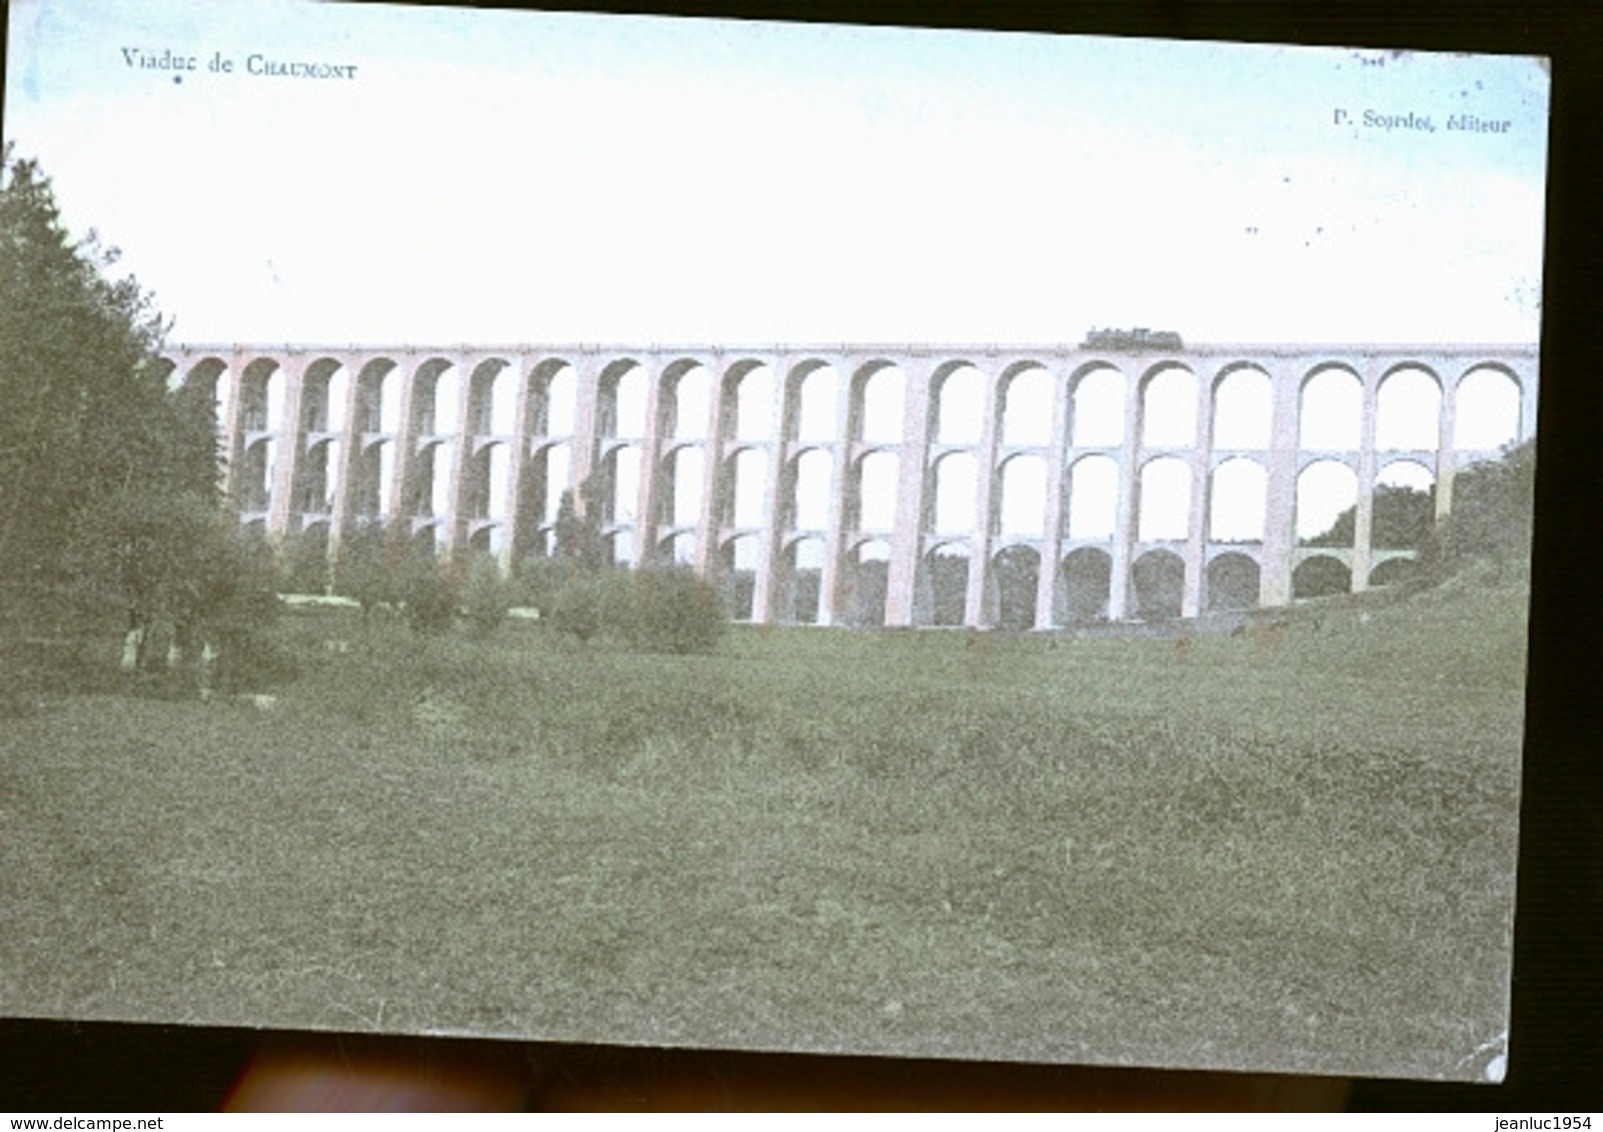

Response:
(4, 2), (1549, 554)
(6, 0), (1550, 348)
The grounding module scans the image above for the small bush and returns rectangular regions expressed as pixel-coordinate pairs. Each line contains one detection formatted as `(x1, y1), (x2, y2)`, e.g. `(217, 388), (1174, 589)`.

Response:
(462, 555), (511, 635)
(203, 568), (294, 692)
(333, 521), (400, 617)
(509, 555), (568, 619)
(630, 567), (728, 655)
(211, 623), (299, 693)
(545, 567), (726, 653)
(548, 572), (610, 642)
(396, 556), (457, 635)
(277, 528), (332, 595)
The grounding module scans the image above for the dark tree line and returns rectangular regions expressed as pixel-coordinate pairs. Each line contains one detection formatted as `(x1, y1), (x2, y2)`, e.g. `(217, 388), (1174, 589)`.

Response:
(1300, 440), (1536, 584)
(1303, 483), (1437, 551)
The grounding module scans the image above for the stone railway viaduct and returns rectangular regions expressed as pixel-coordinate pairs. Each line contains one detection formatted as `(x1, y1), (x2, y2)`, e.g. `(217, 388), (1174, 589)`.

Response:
(159, 342), (1538, 630)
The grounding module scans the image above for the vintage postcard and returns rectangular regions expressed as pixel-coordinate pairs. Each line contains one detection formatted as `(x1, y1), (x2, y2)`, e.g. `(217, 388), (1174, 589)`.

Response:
(2, 0), (1548, 1083)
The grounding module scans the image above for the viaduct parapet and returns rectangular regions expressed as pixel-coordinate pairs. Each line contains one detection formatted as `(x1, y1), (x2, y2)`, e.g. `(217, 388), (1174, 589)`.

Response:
(159, 342), (1538, 629)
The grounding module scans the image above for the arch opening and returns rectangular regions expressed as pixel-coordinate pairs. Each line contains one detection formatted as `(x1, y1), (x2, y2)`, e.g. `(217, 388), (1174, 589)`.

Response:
(595, 444), (641, 565)
(994, 544), (1041, 630)
(354, 360), (400, 435)
(529, 361), (578, 438)
(1371, 460), (1436, 550)
(998, 453), (1047, 540)
(851, 450), (899, 536)
(662, 362), (712, 443)
(1057, 546), (1112, 625)
(1377, 366), (1441, 450)
(598, 362), (646, 442)
(1206, 552), (1260, 612)
(1140, 366), (1196, 449)
(661, 445), (705, 534)
(931, 451), (977, 537)
(727, 363), (776, 444)
(918, 544), (971, 627)
(1293, 555), (1352, 599)
(1300, 368), (1361, 450)
(1137, 457), (1191, 542)
(852, 364), (905, 447)
(1370, 556), (1422, 588)
(721, 535), (763, 622)
(181, 358), (233, 447)
(1066, 454), (1118, 540)
(466, 360), (515, 439)
(790, 364), (840, 445)
(660, 529), (698, 569)
(515, 441), (571, 559)
(1212, 367), (1271, 449)
(1455, 366), (1522, 452)
(1209, 457), (1266, 543)
(725, 447), (769, 530)
(1297, 459), (1359, 546)
(842, 538), (891, 628)
(787, 448), (833, 532)
(1132, 549), (1185, 621)
(1001, 366), (1053, 448)
(238, 360), (286, 436)
(934, 364), (985, 446)
(777, 536), (827, 625)
(1070, 367), (1124, 447)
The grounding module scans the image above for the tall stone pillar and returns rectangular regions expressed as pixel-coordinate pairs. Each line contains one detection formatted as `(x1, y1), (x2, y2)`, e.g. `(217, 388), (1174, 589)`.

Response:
(963, 363), (1003, 628)
(817, 359), (855, 627)
(1181, 366), (1214, 618)
(1106, 361), (1144, 621)
(327, 351), (364, 575)
(634, 354), (669, 570)
(1435, 360), (1459, 521)
(267, 352), (306, 542)
(885, 358), (933, 628)
(1033, 363), (1073, 629)
(569, 352), (605, 518)
(1518, 361), (1539, 444)
(442, 353), (478, 560)
(1351, 365), (1380, 593)
(500, 353), (532, 572)
(386, 353), (422, 542)
(750, 356), (791, 625)
(220, 348), (250, 505)
(694, 353), (732, 578)
(1259, 359), (1302, 608)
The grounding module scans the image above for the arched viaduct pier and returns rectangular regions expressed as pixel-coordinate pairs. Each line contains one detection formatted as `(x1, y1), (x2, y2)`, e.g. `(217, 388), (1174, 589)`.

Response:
(160, 342), (1538, 629)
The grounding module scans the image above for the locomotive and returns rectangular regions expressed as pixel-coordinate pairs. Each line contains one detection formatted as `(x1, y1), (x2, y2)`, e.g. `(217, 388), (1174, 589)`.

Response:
(1079, 327), (1184, 351)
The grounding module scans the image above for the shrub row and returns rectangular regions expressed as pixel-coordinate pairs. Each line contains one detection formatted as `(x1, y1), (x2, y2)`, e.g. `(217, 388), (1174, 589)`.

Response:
(335, 552), (727, 655)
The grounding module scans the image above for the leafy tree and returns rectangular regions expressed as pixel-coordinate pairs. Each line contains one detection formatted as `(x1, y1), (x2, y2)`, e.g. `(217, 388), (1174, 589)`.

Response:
(1, 147), (216, 608)
(552, 476), (609, 576)
(1434, 439), (1535, 577)
(67, 485), (279, 677)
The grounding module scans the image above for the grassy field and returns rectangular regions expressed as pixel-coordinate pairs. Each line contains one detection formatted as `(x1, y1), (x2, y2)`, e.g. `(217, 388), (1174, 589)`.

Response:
(0, 571), (1528, 1080)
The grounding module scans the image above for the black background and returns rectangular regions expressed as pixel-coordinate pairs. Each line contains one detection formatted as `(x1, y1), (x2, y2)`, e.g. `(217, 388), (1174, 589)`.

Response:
(2, 0), (1599, 1112)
